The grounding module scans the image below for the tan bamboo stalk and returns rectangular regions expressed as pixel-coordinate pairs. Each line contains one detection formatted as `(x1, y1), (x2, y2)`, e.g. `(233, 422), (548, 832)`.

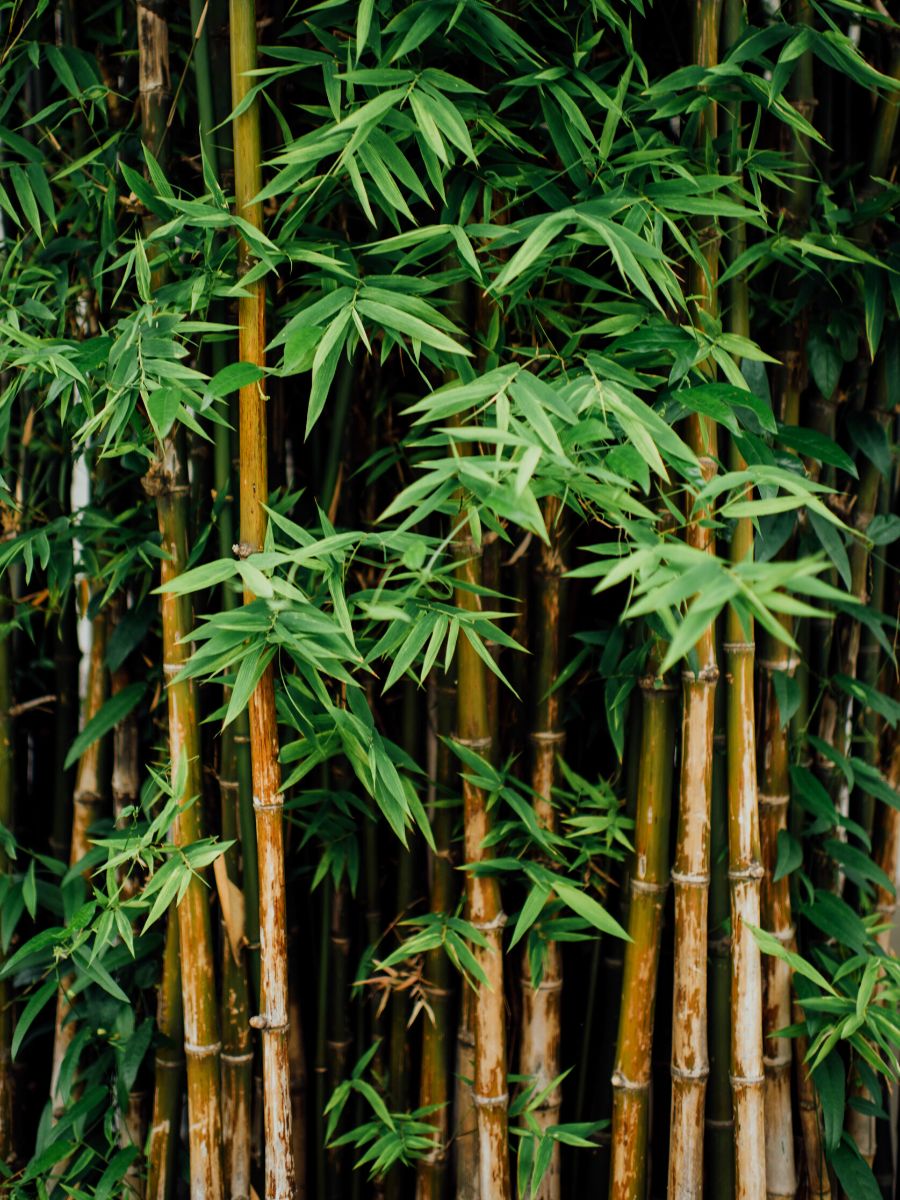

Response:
(229, 5), (295, 1193)
(609, 649), (677, 1200)
(417, 675), (456, 1200)
(454, 518), (511, 1200)
(519, 497), (565, 1200)
(668, 5), (721, 1194)
(0, 587), (14, 1161)
(146, 914), (184, 1200)
(119, 1088), (147, 1199)
(50, 609), (107, 1119)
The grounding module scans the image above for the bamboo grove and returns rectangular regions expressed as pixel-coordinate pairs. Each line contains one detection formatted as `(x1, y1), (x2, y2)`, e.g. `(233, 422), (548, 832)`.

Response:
(0, 0), (899, 1197)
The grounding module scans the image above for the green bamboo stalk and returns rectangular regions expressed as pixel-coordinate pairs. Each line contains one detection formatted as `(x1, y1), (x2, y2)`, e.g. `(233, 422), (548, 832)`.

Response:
(416, 674), (456, 1200)
(609, 647), (676, 1200)
(668, 6), (722, 1194)
(520, 496), (565, 1200)
(229, 5), (296, 1194)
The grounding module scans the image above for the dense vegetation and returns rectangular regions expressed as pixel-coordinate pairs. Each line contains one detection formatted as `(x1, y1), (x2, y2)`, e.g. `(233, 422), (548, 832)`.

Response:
(0, 0), (897, 1197)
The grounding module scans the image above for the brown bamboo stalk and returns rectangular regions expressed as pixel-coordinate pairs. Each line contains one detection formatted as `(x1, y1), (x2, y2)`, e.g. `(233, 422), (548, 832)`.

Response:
(668, 6), (722, 1194)
(609, 650), (677, 1200)
(229, 5), (295, 1193)
(417, 675), (456, 1200)
(454, 525), (511, 1200)
(50, 609), (107, 1119)
(873, 738), (900, 956)
(519, 497), (565, 1200)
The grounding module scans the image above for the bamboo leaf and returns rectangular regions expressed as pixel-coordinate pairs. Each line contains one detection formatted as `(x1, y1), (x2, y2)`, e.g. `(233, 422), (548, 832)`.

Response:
(64, 683), (147, 771)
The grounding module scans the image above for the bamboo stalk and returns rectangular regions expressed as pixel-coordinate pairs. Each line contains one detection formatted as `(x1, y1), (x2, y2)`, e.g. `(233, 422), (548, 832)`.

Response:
(519, 497), (565, 1200)
(146, 914), (184, 1200)
(454, 522), (511, 1200)
(139, 8), (225, 1193)
(147, 435), (225, 1198)
(609, 650), (676, 1200)
(416, 674), (456, 1200)
(0, 587), (14, 1162)
(50, 608), (107, 1119)
(668, 6), (722, 1194)
(219, 722), (253, 1200)
(229, 6), (295, 1192)
(707, 676), (734, 1197)
(720, 10), (767, 1185)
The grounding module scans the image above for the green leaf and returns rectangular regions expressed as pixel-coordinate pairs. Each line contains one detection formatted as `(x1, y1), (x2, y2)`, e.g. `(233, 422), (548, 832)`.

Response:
(65, 682), (147, 771)
(813, 1051), (844, 1153)
(207, 361), (265, 398)
(831, 1139), (881, 1200)
(11, 976), (57, 1059)
(307, 309), (352, 437)
(773, 830), (802, 882)
(551, 878), (629, 941)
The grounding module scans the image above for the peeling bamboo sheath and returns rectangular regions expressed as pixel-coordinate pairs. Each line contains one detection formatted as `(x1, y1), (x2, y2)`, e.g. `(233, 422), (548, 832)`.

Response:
(229, 2), (296, 1194)
(609, 662), (676, 1200)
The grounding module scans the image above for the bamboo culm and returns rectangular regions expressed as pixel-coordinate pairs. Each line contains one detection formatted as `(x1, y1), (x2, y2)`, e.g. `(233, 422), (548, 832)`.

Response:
(229, 2), (296, 1194)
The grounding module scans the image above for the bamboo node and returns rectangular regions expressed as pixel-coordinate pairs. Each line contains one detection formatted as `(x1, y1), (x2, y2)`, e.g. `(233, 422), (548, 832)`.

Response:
(681, 665), (719, 684)
(221, 1050), (255, 1064)
(455, 735), (492, 751)
(670, 869), (709, 887)
(472, 1091), (508, 1109)
(766, 925), (796, 944)
(219, 779), (239, 792)
(249, 1016), (290, 1033)
(530, 731), (566, 744)
(705, 1118), (733, 1129)
(470, 911), (508, 933)
(722, 641), (755, 654)
(252, 796), (284, 813)
(184, 1039), (222, 1058)
(629, 877), (668, 897)
(638, 673), (676, 693)
(729, 1072), (765, 1088)
(520, 975), (563, 992)
(758, 655), (800, 673)
(611, 1071), (649, 1092)
(670, 1064), (709, 1081)
(728, 863), (765, 882)
(758, 791), (790, 808)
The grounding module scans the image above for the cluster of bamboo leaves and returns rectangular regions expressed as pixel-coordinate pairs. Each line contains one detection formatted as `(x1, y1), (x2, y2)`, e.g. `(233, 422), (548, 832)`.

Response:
(0, 0), (897, 1197)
